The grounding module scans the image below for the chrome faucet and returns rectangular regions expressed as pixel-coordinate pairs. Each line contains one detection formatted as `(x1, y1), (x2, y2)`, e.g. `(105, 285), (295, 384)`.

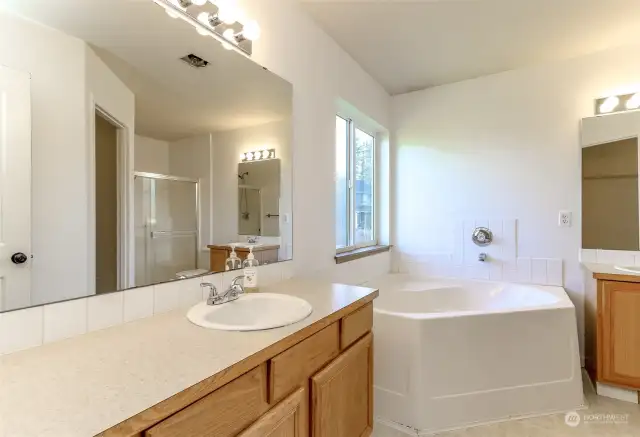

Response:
(202, 276), (245, 306)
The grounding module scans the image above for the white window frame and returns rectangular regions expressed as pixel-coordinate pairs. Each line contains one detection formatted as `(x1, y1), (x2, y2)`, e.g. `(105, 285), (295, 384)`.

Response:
(336, 115), (377, 253)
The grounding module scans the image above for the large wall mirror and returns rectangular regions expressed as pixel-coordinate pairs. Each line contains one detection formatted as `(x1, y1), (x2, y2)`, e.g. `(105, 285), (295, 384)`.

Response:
(0, 0), (293, 312)
(581, 111), (640, 251)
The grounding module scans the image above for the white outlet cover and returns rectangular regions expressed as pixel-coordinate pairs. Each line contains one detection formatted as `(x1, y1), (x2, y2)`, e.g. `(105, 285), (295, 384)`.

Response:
(558, 210), (572, 227)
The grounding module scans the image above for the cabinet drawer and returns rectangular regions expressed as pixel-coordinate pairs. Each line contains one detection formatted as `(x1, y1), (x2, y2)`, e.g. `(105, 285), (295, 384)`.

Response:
(269, 323), (340, 403)
(145, 364), (269, 437)
(340, 303), (373, 350)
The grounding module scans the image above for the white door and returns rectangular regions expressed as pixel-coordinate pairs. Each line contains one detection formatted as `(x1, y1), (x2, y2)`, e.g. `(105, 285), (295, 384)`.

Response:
(0, 66), (32, 311)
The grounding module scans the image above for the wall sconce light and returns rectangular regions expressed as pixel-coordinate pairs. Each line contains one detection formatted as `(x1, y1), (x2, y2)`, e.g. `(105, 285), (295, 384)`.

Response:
(153, 0), (261, 56)
(241, 149), (276, 162)
(595, 92), (640, 115)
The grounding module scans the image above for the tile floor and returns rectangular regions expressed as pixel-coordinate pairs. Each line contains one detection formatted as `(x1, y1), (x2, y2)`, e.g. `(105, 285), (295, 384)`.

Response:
(372, 375), (640, 436)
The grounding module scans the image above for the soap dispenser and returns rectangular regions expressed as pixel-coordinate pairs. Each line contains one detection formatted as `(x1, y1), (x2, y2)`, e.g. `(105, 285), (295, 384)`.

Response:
(242, 246), (260, 293)
(225, 244), (242, 271)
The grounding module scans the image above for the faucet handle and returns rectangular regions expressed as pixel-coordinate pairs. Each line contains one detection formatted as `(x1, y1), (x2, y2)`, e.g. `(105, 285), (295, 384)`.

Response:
(201, 282), (218, 305)
(229, 276), (245, 297)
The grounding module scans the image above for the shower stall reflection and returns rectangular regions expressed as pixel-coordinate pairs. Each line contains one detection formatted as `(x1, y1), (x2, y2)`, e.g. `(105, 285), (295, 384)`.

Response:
(134, 172), (201, 288)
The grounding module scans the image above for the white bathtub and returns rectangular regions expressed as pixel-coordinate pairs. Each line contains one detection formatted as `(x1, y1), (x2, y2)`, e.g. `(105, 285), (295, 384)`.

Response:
(364, 274), (584, 435)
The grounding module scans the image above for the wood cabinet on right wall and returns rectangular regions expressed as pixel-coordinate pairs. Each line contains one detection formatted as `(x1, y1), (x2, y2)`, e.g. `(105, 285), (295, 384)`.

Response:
(598, 280), (640, 388)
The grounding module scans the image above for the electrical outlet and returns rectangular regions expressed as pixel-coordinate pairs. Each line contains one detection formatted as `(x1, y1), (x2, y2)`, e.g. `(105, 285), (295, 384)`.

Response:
(558, 210), (572, 227)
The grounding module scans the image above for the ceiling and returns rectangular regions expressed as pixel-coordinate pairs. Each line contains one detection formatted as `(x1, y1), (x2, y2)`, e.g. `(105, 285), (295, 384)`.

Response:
(0, 0), (292, 141)
(300, 0), (640, 95)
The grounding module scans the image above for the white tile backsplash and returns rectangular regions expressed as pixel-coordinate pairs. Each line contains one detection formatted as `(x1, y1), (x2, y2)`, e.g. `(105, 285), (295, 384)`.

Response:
(153, 281), (182, 314)
(43, 299), (87, 343)
(531, 259), (548, 285)
(123, 286), (154, 323)
(180, 278), (203, 307)
(0, 306), (43, 355)
(88, 292), (123, 332)
(0, 261), (302, 356)
(396, 219), (564, 287)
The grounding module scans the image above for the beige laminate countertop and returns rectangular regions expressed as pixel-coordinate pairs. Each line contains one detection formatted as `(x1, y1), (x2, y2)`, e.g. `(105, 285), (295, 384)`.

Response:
(582, 262), (640, 277)
(0, 279), (378, 437)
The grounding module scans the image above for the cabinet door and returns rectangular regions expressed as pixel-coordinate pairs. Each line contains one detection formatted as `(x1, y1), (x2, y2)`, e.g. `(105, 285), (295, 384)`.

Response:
(145, 364), (269, 437)
(311, 333), (373, 437)
(599, 281), (640, 388)
(239, 387), (308, 437)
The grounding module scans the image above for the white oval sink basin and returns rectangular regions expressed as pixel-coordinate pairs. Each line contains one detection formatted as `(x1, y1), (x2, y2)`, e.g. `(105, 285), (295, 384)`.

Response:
(614, 266), (640, 274)
(187, 293), (313, 331)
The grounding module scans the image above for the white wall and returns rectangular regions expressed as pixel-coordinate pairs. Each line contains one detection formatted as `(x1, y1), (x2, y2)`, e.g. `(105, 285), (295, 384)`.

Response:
(391, 42), (640, 358)
(243, 0), (390, 277)
(134, 135), (169, 175)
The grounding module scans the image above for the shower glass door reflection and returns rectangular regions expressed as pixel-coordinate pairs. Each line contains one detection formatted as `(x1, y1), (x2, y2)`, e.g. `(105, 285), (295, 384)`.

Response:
(134, 173), (199, 287)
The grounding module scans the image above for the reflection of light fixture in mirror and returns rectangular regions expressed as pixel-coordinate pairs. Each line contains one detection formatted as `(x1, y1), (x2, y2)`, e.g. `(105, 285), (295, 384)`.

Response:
(241, 148), (276, 162)
(153, 0), (260, 55)
(627, 93), (640, 110)
(595, 92), (640, 115)
(599, 96), (619, 114)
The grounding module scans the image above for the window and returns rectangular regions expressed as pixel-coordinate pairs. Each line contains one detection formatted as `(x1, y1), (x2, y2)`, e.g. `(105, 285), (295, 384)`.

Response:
(335, 115), (376, 251)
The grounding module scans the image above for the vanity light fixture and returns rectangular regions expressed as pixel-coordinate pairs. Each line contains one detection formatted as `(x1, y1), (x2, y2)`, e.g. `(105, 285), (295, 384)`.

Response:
(241, 149), (276, 162)
(595, 92), (640, 115)
(153, 0), (261, 56)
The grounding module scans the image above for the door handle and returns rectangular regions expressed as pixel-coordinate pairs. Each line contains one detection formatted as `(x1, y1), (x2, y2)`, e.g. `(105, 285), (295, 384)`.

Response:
(11, 252), (28, 265)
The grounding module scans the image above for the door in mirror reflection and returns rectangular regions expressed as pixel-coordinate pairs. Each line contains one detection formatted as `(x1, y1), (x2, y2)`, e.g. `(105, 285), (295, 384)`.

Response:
(0, 67), (32, 311)
(134, 174), (199, 288)
(582, 138), (640, 251)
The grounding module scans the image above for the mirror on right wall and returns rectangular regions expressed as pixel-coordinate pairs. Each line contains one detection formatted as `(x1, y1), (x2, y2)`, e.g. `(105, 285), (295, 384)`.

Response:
(581, 111), (640, 251)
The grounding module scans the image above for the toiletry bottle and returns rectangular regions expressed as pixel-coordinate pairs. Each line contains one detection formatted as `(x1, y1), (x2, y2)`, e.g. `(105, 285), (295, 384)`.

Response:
(225, 244), (242, 271)
(242, 246), (260, 293)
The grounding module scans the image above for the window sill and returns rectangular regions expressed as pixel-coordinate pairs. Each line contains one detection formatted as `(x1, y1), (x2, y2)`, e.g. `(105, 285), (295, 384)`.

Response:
(334, 245), (391, 265)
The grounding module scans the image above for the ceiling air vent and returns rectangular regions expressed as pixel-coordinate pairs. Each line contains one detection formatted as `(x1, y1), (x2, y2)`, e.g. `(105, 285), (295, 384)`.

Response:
(180, 54), (209, 68)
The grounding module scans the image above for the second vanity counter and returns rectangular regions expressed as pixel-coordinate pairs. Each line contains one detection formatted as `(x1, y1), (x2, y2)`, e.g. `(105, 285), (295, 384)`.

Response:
(0, 279), (378, 437)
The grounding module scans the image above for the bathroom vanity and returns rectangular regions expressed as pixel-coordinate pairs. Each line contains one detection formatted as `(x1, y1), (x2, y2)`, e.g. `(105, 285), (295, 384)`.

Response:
(587, 269), (640, 395)
(0, 280), (377, 437)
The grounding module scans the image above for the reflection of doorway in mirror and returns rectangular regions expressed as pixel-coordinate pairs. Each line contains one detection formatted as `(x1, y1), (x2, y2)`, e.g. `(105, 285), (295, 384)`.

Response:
(239, 185), (262, 236)
(93, 107), (131, 295)
(0, 67), (32, 311)
(94, 112), (120, 294)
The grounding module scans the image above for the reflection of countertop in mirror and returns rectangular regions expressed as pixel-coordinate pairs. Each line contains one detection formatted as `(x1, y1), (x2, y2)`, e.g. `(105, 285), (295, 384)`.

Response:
(0, 279), (378, 437)
(582, 262), (640, 277)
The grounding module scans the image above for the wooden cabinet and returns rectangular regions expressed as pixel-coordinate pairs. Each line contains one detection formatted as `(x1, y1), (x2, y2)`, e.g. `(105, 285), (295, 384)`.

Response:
(311, 333), (374, 437)
(239, 388), (308, 437)
(598, 280), (640, 388)
(144, 364), (269, 437)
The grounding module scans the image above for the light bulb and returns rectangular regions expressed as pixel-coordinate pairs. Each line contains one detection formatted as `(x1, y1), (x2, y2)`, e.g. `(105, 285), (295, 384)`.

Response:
(217, 2), (238, 24)
(166, 8), (181, 18)
(197, 12), (210, 24)
(242, 20), (261, 41)
(627, 93), (640, 110)
(191, 0), (207, 5)
(261, 150), (269, 159)
(223, 28), (237, 44)
(196, 26), (209, 36)
(248, 152), (254, 161)
(599, 96), (620, 114)
(222, 42), (234, 50)
(240, 153), (246, 160)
